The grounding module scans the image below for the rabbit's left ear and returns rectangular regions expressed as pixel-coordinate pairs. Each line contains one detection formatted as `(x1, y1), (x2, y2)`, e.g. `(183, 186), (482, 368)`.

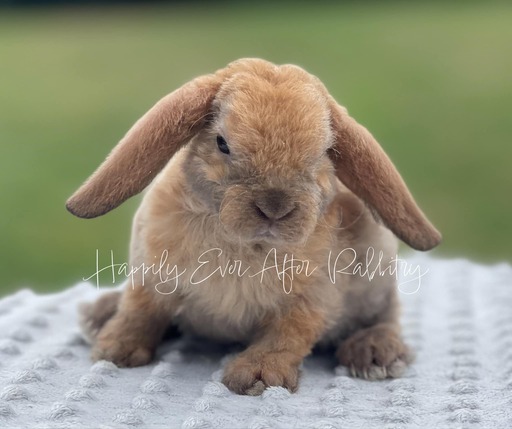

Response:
(66, 73), (222, 219)
(328, 101), (441, 251)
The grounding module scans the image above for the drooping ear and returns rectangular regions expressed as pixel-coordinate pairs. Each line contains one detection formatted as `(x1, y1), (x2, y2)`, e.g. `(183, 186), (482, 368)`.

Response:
(328, 101), (441, 251)
(66, 73), (222, 219)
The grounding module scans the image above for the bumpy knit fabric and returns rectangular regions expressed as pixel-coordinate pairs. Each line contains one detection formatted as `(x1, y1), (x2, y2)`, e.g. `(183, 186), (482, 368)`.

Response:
(0, 255), (511, 429)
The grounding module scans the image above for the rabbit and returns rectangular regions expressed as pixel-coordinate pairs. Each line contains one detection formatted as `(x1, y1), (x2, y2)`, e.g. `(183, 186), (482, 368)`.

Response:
(67, 58), (441, 395)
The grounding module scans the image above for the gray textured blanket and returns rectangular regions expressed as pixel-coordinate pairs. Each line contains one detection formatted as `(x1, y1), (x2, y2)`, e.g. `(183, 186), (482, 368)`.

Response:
(0, 255), (511, 428)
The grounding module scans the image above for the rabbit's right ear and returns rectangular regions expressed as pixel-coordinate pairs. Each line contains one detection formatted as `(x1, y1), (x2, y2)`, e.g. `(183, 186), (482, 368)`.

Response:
(66, 73), (222, 219)
(328, 100), (442, 251)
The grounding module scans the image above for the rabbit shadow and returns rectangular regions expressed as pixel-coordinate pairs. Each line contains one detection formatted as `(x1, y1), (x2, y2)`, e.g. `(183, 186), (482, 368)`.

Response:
(156, 329), (339, 375)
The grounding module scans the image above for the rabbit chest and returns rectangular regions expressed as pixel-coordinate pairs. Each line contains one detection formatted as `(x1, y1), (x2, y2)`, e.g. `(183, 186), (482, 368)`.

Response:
(168, 241), (327, 343)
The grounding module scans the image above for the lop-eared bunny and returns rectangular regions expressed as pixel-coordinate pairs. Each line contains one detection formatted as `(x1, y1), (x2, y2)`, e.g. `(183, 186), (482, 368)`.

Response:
(69, 58), (441, 395)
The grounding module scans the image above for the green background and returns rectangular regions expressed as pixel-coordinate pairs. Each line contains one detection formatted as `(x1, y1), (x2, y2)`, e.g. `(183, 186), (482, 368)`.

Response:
(1, 1), (511, 295)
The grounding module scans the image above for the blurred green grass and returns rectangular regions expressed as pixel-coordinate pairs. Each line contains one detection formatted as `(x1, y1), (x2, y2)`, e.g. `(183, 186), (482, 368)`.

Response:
(0, 2), (511, 295)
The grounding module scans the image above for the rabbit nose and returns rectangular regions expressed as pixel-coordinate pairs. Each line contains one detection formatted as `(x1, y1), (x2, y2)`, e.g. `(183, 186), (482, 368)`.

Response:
(254, 189), (296, 221)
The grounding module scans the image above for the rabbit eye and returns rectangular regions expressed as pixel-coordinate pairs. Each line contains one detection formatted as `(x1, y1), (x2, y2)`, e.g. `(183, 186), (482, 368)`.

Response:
(216, 135), (230, 155)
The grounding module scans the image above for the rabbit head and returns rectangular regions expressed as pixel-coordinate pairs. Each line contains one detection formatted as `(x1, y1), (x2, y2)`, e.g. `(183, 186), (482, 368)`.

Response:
(66, 58), (441, 251)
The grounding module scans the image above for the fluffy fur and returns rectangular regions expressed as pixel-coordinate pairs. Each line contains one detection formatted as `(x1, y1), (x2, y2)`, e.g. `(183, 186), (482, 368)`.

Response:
(70, 58), (440, 395)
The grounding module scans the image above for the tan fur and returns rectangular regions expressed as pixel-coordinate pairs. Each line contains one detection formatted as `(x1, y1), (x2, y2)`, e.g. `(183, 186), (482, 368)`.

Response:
(70, 59), (440, 394)
(222, 303), (325, 395)
(79, 290), (120, 344)
(91, 285), (176, 367)
(66, 73), (223, 218)
(328, 102), (441, 250)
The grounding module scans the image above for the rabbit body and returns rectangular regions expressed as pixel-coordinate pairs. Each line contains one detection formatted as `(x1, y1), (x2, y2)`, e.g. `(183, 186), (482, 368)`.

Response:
(129, 149), (398, 345)
(72, 59), (439, 394)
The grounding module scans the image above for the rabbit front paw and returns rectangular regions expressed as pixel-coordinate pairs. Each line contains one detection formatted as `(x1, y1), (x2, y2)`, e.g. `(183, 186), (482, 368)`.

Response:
(91, 338), (154, 368)
(90, 317), (156, 367)
(222, 350), (301, 395)
(337, 323), (413, 380)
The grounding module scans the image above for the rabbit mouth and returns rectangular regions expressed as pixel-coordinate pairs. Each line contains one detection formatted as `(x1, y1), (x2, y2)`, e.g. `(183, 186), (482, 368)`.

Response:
(254, 225), (279, 240)
(250, 221), (308, 245)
